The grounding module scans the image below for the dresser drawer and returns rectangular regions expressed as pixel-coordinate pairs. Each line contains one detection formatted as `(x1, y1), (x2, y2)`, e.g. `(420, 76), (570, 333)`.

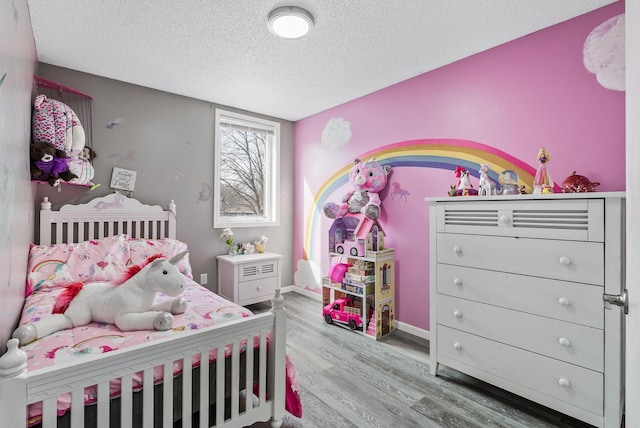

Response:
(437, 325), (604, 415)
(239, 259), (278, 282)
(435, 198), (604, 242)
(437, 295), (603, 371)
(436, 264), (604, 328)
(238, 276), (278, 304)
(436, 233), (604, 285)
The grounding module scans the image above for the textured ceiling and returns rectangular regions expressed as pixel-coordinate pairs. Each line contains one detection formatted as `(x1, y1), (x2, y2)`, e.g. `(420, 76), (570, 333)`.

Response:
(27, 0), (617, 121)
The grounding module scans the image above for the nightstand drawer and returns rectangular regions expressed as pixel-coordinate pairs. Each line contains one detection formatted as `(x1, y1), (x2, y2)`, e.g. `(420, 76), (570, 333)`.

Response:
(437, 295), (603, 371)
(239, 276), (278, 304)
(239, 259), (278, 282)
(436, 264), (604, 328)
(436, 233), (604, 285)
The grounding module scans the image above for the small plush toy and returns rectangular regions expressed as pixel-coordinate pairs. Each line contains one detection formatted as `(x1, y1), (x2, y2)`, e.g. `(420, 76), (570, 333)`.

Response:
(32, 94), (85, 153)
(30, 141), (78, 187)
(323, 158), (391, 220)
(69, 146), (100, 189)
(455, 166), (478, 196)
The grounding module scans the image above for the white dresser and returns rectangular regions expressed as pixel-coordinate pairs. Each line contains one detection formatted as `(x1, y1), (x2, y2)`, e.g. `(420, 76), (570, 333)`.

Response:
(427, 193), (625, 428)
(216, 252), (282, 306)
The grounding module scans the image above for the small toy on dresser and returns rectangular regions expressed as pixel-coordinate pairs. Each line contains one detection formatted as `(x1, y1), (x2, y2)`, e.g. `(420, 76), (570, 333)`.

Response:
(533, 147), (554, 194)
(454, 166), (478, 196)
(561, 171), (600, 193)
(478, 164), (497, 196)
(499, 169), (520, 195)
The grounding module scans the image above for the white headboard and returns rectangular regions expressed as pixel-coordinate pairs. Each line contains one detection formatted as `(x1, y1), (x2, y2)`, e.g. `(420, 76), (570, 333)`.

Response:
(39, 193), (176, 245)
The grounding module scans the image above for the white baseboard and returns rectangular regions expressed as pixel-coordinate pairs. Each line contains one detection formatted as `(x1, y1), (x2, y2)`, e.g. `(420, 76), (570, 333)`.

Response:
(281, 285), (322, 300)
(394, 321), (430, 341)
(285, 286), (431, 341)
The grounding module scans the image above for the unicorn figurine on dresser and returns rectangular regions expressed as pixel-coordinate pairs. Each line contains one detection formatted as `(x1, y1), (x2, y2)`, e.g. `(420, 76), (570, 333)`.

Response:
(455, 166), (478, 196)
(478, 164), (497, 196)
(13, 251), (189, 346)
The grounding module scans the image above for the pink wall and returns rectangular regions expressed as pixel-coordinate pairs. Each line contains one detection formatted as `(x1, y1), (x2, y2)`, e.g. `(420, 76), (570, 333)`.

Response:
(293, 2), (625, 332)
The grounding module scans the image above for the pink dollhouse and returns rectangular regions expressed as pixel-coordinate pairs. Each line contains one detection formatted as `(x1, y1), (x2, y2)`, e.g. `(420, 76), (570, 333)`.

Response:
(327, 213), (385, 256)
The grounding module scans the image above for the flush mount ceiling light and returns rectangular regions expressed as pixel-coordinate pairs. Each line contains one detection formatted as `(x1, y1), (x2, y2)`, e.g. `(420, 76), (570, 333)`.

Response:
(267, 6), (314, 39)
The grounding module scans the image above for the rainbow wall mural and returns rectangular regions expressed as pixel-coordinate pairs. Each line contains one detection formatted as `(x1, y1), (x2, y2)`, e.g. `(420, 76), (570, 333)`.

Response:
(303, 139), (542, 260)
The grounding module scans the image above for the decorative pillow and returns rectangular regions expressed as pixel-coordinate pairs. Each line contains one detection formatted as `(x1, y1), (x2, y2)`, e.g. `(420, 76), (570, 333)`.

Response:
(26, 234), (130, 296)
(128, 238), (193, 279)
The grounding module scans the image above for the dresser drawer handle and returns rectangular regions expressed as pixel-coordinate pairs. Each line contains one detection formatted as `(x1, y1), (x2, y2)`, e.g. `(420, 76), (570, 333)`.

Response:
(453, 342), (462, 350)
(257, 286), (263, 291)
(453, 278), (462, 286)
(453, 246), (462, 255)
(453, 310), (462, 319)
(558, 378), (571, 388)
(558, 297), (570, 306)
(558, 256), (571, 265)
(499, 215), (511, 224)
(558, 337), (571, 347)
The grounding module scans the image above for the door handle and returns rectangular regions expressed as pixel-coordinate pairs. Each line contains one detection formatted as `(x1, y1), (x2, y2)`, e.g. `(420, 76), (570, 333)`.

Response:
(603, 289), (629, 314)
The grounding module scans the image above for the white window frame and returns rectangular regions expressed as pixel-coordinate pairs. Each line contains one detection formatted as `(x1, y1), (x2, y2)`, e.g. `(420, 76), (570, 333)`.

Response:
(213, 108), (280, 228)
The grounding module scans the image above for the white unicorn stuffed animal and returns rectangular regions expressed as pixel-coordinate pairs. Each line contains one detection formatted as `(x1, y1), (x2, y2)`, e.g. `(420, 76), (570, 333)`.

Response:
(13, 251), (189, 346)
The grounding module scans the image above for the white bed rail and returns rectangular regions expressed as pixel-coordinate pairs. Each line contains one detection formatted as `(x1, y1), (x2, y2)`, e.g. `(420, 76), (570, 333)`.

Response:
(0, 290), (286, 428)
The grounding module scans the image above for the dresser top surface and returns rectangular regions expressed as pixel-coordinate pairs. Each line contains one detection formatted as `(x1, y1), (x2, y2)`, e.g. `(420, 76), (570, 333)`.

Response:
(425, 191), (625, 203)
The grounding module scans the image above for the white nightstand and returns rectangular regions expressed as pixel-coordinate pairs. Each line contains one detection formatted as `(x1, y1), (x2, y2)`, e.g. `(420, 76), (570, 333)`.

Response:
(216, 252), (282, 306)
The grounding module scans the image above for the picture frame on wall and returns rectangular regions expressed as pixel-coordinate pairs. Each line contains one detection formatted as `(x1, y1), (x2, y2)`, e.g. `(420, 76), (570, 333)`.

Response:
(109, 167), (137, 194)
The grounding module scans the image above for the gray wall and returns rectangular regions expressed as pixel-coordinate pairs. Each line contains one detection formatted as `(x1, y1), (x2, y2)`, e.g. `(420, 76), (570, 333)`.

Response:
(0, 0), (37, 352)
(36, 64), (295, 293)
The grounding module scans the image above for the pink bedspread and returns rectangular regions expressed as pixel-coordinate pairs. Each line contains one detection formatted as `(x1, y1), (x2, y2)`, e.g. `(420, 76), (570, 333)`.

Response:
(18, 279), (301, 425)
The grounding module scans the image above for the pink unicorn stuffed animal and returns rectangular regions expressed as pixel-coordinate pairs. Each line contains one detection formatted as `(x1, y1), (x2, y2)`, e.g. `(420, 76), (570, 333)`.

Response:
(13, 251), (189, 346)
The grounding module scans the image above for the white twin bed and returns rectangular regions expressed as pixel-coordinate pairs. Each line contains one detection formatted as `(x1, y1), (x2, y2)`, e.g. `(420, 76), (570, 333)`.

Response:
(0, 194), (296, 428)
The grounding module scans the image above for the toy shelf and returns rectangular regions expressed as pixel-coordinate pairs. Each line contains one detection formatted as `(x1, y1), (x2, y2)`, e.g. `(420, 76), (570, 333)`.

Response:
(32, 76), (97, 190)
(322, 248), (395, 339)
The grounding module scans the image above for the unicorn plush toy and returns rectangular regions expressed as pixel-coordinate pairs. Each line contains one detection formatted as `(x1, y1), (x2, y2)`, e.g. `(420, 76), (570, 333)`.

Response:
(13, 251), (189, 346)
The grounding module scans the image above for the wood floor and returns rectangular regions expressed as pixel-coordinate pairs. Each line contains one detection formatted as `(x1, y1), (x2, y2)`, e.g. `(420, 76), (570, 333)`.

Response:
(249, 291), (596, 428)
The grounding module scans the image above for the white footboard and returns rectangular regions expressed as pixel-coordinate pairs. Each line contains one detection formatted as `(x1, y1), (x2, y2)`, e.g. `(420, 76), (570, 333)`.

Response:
(0, 290), (286, 428)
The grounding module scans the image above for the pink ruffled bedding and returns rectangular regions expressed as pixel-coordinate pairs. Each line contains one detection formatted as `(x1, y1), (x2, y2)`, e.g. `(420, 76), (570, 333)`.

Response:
(18, 236), (302, 425)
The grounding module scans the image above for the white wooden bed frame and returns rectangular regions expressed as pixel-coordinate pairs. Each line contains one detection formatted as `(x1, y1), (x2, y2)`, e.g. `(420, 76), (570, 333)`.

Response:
(0, 194), (287, 428)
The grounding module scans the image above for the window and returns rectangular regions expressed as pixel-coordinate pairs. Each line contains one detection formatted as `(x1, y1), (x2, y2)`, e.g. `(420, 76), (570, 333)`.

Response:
(214, 109), (280, 228)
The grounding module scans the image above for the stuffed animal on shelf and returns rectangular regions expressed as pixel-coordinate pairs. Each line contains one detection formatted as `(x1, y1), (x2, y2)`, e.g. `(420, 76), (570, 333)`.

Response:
(69, 146), (100, 189)
(323, 158), (392, 220)
(30, 141), (78, 187)
(32, 94), (86, 153)
(12, 252), (189, 346)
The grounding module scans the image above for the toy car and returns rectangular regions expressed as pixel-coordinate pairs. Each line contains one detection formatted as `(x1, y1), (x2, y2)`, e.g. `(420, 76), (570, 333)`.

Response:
(322, 297), (363, 330)
(335, 240), (365, 257)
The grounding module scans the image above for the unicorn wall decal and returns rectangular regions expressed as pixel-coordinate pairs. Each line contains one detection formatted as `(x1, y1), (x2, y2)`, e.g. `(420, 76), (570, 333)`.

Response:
(13, 251), (189, 346)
